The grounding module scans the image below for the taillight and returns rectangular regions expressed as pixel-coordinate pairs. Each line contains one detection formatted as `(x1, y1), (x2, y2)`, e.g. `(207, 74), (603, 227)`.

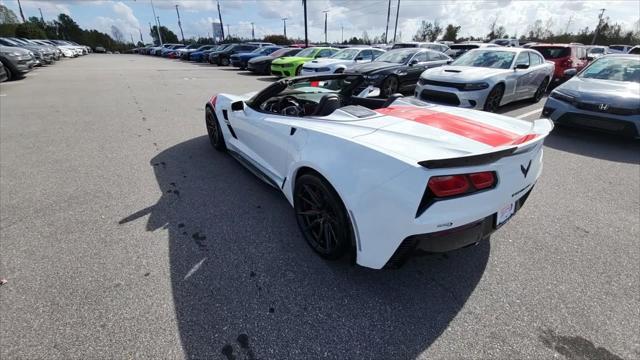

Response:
(428, 171), (497, 198)
(428, 175), (470, 197)
(417, 171), (498, 217)
(468, 172), (495, 189)
(210, 95), (217, 108)
(561, 58), (573, 68)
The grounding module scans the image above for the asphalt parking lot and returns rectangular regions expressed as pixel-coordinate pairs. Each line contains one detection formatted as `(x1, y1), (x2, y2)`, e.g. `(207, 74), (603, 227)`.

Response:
(1, 54), (638, 360)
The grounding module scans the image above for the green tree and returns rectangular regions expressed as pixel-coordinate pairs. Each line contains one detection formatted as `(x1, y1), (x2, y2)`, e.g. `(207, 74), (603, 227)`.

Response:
(412, 21), (442, 42)
(263, 34), (291, 45)
(15, 22), (46, 38)
(442, 24), (461, 42)
(57, 14), (83, 41)
(150, 25), (179, 45)
(0, 4), (19, 24)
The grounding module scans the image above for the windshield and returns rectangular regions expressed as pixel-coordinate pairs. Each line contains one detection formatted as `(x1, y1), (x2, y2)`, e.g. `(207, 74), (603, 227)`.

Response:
(589, 47), (605, 54)
(609, 45), (626, 51)
(492, 40), (510, 46)
(330, 48), (359, 60)
(392, 43), (418, 49)
(0, 38), (19, 45)
(452, 50), (515, 69)
(375, 49), (416, 64)
(271, 48), (295, 57)
(531, 46), (570, 59)
(296, 47), (317, 57)
(579, 57), (640, 83)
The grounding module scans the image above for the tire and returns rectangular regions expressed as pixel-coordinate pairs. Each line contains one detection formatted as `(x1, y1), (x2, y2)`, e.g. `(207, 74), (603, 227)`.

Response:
(295, 65), (302, 76)
(205, 107), (226, 151)
(483, 84), (504, 112)
(220, 57), (230, 66)
(294, 173), (352, 260)
(531, 77), (549, 103)
(382, 76), (399, 97)
(4, 65), (13, 81)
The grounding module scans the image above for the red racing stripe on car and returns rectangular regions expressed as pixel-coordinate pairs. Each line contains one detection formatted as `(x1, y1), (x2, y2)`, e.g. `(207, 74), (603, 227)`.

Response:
(377, 106), (522, 147)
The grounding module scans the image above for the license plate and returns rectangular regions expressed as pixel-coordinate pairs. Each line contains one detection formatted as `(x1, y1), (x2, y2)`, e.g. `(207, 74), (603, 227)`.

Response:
(496, 202), (516, 226)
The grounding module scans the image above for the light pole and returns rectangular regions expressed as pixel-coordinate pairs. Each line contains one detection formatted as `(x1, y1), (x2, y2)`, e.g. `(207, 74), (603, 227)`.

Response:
(217, 0), (225, 41)
(150, 0), (162, 45)
(323, 10), (329, 44)
(251, 22), (255, 40)
(384, 0), (391, 43)
(392, 0), (400, 44)
(16, 0), (26, 23)
(282, 18), (288, 39)
(591, 8), (606, 45)
(303, 0), (308, 47)
(175, 5), (185, 43)
(38, 8), (44, 23)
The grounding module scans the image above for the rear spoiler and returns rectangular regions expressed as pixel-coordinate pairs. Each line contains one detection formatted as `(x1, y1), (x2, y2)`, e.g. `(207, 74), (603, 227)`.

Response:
(419, 118), (554, 169)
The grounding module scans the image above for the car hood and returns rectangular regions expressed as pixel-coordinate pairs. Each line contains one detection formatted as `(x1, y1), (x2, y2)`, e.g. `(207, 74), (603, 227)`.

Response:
(421, 65), (509, 81)
(556, 77), (640, 107)
(273, 56), (312, 65)
(304, 58), (350, 67)
(249, 55), (275, 63)
(347, 61), (403, 74)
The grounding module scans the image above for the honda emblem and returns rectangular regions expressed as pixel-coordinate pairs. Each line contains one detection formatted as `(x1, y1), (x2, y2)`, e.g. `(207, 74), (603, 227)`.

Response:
(598, 104), (609, 111)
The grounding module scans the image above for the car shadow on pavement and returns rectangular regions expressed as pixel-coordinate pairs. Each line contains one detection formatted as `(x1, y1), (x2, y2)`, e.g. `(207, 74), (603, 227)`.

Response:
(121, 135), (490, 359)
(544, 125), (640, 164)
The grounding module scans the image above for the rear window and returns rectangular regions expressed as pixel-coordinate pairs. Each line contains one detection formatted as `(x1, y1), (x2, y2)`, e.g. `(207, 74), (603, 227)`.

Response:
(450, 45), (479, 51)
(392, 43), (418, 49)
(532, 47), (570, 59)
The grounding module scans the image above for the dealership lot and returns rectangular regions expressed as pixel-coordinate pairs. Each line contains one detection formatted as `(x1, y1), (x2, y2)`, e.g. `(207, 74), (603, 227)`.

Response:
(1, 55), (638, 359)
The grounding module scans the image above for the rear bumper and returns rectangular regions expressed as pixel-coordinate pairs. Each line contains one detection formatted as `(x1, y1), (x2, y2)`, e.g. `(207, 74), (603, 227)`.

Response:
(543, 97), (640, 138)
(385, 186), (534, 268)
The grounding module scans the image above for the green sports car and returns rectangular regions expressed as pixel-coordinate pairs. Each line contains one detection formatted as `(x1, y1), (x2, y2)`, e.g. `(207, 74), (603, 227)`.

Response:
(270, 47), (338, 77)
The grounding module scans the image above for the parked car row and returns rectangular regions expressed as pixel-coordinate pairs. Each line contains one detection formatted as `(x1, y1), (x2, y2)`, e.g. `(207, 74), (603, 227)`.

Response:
(0, 37), (89, 82)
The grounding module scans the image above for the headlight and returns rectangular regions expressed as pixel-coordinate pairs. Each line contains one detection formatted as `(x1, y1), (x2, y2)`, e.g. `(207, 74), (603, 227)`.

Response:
(367, 74), (383, 80)
(462, 82), (490, 91)
(549, 90), (576, 104)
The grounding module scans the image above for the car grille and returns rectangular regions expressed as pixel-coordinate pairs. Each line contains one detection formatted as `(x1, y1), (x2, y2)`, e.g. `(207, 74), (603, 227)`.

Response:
(557, 112), (639, 137)
(418, 79), (466, 90)
(575, 102), (639, 116)
(420, 89), (461, 106)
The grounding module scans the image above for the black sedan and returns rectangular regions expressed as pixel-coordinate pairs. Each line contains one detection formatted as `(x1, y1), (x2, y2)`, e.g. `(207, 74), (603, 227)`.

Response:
(345, 48), (451, 97)
(209, 44), (258, 66)
(247, 47), (302, 75)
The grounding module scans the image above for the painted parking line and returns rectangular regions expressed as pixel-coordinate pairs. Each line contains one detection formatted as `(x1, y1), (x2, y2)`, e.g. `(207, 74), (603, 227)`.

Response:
(517, 108), (543, 119)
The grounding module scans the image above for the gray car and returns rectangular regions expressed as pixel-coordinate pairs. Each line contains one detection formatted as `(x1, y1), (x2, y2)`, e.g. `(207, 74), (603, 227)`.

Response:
(415, 47), (555, 112)
(0, 45), (35, 80)
(542, 54), (640, 138)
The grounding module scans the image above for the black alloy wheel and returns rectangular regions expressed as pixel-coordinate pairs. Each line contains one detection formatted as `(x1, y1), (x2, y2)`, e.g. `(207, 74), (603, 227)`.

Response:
(294, 174), (352, 260)
(295, 65), (302, 76)
(382, 76), (399, 97)
(532, 78), (549, 102)
(483, 84), (504, 112)
(205, 107), (226, 151)
(220, 57), (230, 66)
(4, 65), (13, 81)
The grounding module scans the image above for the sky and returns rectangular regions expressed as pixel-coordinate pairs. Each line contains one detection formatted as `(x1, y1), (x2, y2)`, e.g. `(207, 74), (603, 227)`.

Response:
(1, 0), (639, 44)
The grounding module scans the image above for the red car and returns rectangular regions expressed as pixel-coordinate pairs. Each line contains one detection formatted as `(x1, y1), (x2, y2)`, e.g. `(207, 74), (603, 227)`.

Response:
(530, 44), (589, 85)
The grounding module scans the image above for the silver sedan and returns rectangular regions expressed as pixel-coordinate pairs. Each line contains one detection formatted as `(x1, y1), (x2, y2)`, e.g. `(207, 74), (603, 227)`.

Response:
(415, 47), (555, 112)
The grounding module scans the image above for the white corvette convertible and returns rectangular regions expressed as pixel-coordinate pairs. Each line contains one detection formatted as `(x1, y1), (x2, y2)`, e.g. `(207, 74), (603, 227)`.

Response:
(205, 74), (553, 269)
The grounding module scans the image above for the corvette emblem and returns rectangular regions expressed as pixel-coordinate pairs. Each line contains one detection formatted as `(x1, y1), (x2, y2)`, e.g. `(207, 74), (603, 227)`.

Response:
(598, 104), (609, 111)
(520, 160), (532, 178)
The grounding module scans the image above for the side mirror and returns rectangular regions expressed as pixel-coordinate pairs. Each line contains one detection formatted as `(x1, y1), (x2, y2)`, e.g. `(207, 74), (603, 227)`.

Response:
(231, 101), (244, 112)
(586, 55), (595, 60)
(355, 56), (364, 61)
(409, 59), (419, 66)
(446, 59), (453, 64)
(563, 68), (577, 78)
(515, 63), (529, 70)
(356, 86), (381, 98)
